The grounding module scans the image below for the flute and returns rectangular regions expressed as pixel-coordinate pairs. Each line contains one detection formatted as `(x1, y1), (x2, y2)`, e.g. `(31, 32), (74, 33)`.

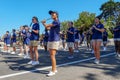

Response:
(30, 18), (52, 26)
(41, 18), (52, 23)
(45, 18), (52, 21)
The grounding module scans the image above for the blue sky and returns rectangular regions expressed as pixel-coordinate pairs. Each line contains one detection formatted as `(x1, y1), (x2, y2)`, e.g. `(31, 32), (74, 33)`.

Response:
(0, 0), (119, 36)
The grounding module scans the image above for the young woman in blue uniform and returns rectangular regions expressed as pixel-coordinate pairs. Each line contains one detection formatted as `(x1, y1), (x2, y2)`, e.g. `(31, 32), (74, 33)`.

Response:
(23, 26), (31, 59)
(11, 29), (17, 54)
(18, 26), (25, 56)
(5, 31), (11, 52)
(42, 10), (60, 76)
(67, 22), (75, 59)
(102, 28), (108, 51)
(91, 17), (105, 64)
(28, 16), (40, 66)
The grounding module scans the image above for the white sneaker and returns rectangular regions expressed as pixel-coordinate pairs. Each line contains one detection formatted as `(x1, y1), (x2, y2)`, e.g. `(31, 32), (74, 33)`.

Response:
(2, 50), (7, 53)
(11, 52), (16, 54)
(115, 53), (119, 57)
(18, 53), (24, 56)
(47, 70), (58, 77)
(76, 50), (79, 52)
(115, 53), (118, 57)
(94, 59), (100, 64)
(103, 47), (106, 51)
(63, 48), (66, 51)
(27, 60), (34, 65)
(74, 50), (79, 53)
(32, 61), (39, 66)
(24, 55), (30, 59)
(91, 50), (94, 54)
(54, 70), (58, 73)
(74, 50), (77, 52)
(68, 55), (74, 59)
(89, 48), (92, 51)
(7, 50), (11, 53)
(117, 54), (120, 58)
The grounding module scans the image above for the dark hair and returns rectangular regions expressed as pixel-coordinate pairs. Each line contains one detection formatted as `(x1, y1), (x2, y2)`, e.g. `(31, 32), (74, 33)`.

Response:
(32, 16), (39, 22)
(96, 15), (101, 20)
(95, 17), (101, 24)
(69, 21), (73, 25)
(12, 29), (16, 32)
(6, 31), (9, 33)
(116, 21), (120, 26)
(23, 25), (28, 27)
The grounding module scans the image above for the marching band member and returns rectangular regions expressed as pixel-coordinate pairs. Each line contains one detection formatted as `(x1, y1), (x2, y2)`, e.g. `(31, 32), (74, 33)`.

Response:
(28, 16), (40, 66)
(11, 29), (17, 54)
(41, 10), (60, 76)
(66, 21), (75, 59)
(102, 28), (108, 51)
(91, 17), (105, 64)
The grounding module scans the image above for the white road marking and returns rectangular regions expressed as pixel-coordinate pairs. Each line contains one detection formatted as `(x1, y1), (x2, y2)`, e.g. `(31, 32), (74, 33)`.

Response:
(2, 55), (23, 58)
(0, 53), (115, 79)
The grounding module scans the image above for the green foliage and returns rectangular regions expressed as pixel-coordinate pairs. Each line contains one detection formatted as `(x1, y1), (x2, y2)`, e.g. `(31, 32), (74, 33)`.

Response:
(74, 11), (96, 31)
(61, 12), (96, 34)
(60, 21), (69, 31)
(60, 0), (120, 38)
(99, 0), (120, 38)
(104, 20), (116, 38)
(99, 0), (120, 23)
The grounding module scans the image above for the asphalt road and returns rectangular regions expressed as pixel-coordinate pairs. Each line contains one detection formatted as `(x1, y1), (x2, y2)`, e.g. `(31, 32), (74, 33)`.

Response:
(0, 45), (120, 80)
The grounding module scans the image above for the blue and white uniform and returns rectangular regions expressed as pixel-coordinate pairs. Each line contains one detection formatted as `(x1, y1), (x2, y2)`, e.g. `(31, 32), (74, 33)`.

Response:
(29, 23), (40, 46)
(5, 34), (11, 46)
(67, 26), (75, 48)
(24, 31), (31, 45)
(11, 32), (17, 47)
(30, 23), (40, 41)
(67, 27), (75, 42)
(74, 29), (80, 42)
(47, 19), (61, 50)
(113, 26), (120, 41)
(4, 35), (7, 45)
(11, 32), (17, 43)
(61, 33), (66, 43)
(43, 30), (49, 46)
(103, 31), (108, 42)
(92, 23), (104, 41)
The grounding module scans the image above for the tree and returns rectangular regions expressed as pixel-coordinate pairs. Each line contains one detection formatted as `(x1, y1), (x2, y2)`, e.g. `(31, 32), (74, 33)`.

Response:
(74, 11), (96, 31)
(115, 2), (120, 22)
(99, 0), (120, 38)
(99, 0), (120, 23)
(60, 12), (96, 34)
(60, 21), (69, 31)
